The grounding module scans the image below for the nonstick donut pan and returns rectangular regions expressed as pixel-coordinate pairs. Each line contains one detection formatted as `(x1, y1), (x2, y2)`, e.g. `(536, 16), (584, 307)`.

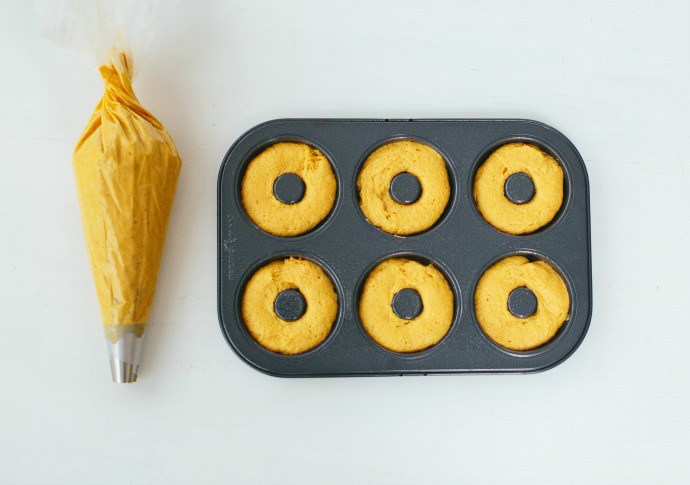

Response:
(217, 119), (592, 376)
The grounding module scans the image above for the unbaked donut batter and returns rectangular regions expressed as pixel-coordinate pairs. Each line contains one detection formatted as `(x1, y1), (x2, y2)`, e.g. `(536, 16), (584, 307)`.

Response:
(357, 140), (450, 235)
(242, 257), (338, 354)
(475, 255), (569, 351)
(242, 142), (336, 237)
(474, 143), (563, 235)
(359, 258), (454, 353)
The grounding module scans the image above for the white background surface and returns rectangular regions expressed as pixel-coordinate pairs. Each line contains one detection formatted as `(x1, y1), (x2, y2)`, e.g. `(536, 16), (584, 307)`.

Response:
(1, 0), (689, 483)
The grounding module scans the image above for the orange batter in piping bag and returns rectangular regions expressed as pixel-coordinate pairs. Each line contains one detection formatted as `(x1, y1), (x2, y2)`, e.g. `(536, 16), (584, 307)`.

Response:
(39, 0), (182, 382)
(73, 51), (181, 382)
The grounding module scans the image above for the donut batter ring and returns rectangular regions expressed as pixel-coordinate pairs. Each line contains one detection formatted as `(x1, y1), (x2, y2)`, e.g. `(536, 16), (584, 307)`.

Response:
(357, 140), (450, 236)
(474, 142), (564, 235)
(359, 258), (454, 353)
(242, 257), (338, 355)
(242, 142), (336, 237)
(475, 255), (570, 351)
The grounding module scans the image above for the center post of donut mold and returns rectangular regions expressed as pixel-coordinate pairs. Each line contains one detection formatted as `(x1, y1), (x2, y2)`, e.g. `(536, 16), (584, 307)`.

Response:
(389, 172), (422, 205)
(507, 286), (538, 319)
(392, 288), (424, 320)
(274, 289), (307, 321)
(504, 172), (535, 205)
(273, 173), (306, 205)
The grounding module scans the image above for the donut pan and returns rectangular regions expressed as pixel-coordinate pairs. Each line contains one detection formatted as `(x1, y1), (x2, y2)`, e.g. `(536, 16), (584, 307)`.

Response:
(217, 119), (592, 376)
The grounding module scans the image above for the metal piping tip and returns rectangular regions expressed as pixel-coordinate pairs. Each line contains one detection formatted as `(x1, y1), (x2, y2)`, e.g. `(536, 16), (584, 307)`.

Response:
(110, 358), (139, 383)
(104, 325), (146, 383)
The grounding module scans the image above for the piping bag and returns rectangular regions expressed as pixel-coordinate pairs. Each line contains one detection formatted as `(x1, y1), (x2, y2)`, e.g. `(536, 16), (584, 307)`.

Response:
(39, 0), (182, 382)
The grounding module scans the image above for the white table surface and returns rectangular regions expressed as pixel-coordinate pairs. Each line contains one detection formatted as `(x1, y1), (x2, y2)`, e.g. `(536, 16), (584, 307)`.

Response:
(2, 0), (689, 483)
